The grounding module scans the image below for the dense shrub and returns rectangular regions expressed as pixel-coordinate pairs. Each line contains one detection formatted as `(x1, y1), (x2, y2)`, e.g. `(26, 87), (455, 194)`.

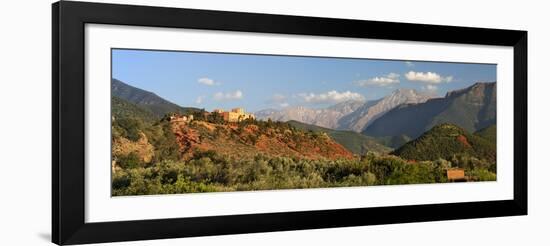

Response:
(147, 122), (181, 162)
(111, 152), (495, 196)
(112, 118), (143, 141)
(467, 168), (497, 181)
(117, 152), (142, 169)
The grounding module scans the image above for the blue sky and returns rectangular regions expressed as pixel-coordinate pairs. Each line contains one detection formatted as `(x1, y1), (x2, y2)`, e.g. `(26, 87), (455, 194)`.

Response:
(112, 49), (496, 112)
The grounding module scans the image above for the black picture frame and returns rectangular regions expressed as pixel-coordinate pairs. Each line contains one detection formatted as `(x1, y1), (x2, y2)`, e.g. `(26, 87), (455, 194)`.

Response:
(52, 1), (527, 245)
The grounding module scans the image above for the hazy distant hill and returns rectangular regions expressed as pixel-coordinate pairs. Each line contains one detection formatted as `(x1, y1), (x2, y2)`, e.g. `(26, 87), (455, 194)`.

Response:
(363, 82), (496, 139)
(286, 120), (392, 155)
(392, 123), (496, 162)
(255, 100), (364, 129)
(112, 78), (200, 117)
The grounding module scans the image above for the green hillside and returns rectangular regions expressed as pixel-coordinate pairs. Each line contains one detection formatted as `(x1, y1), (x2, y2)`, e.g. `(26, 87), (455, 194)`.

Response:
(112, 78), (200, 117)
(112, 96), (155, 123)
(475, 124), (496, 146)
(392, 123), (496, 163)
(287, 120), (392, 155)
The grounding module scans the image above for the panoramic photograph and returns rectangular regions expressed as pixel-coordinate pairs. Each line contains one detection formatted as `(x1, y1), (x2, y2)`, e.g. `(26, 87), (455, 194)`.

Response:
(111, 48), (497, 196)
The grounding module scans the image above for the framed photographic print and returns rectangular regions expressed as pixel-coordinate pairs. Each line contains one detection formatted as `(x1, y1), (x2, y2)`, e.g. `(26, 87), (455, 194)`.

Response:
(52, 1), (527, 245)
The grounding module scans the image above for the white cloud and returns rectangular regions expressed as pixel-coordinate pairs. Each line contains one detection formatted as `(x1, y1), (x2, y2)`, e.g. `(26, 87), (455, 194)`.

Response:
(270, 93), (286, 102)
(356, 73), (400, 87)
(405, 61), (414, 67)
(298, 90), (364, 104)
(279, 102), (290, 108)
(195, 96), (204, 104)
(198, 77), (217, 86)
(213, 90), (243, 101)
(405, 71), (453, 84)
(388, 73), (399, 79)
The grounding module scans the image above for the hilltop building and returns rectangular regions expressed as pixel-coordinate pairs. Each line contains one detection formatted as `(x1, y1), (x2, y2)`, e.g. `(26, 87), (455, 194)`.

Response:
(212, 107), (255, 122)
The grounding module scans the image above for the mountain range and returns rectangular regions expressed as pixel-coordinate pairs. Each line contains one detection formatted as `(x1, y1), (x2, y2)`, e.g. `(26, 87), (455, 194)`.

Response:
(256, 88), (432, 132)
(363, 82), (496, 139)
(255, 100), (365, 130)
